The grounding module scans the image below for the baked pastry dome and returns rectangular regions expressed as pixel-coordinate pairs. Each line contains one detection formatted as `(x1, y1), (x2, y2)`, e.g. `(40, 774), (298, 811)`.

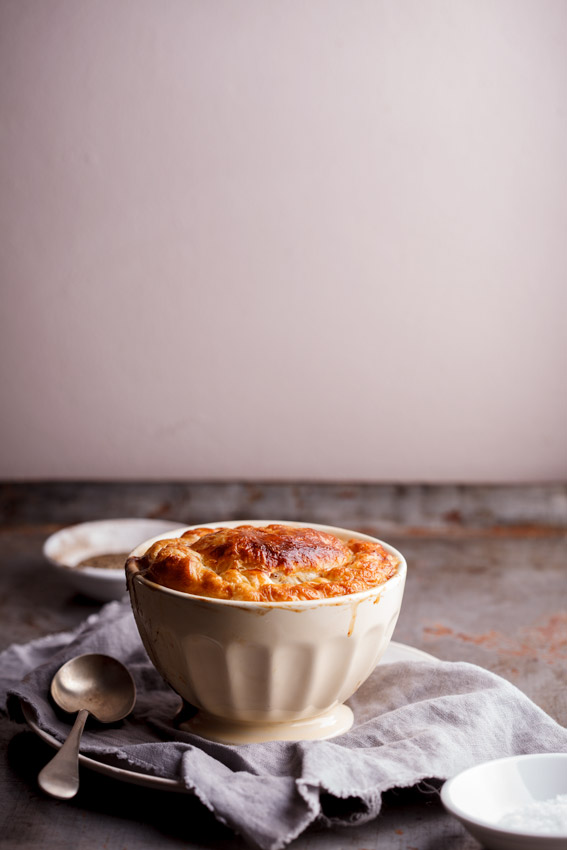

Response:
(134, 524), (399, 602)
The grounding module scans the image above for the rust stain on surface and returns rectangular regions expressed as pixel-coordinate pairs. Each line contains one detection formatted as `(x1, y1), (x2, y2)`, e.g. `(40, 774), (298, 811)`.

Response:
(397, 525), (567, 539)
(423, 612), (567, 662)
(443, 509), (463, 525)
(424, 624), (453, 637)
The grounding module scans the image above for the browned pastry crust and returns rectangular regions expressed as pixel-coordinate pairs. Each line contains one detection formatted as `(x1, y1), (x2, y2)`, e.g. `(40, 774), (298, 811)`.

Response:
(135, 524), (398, 602)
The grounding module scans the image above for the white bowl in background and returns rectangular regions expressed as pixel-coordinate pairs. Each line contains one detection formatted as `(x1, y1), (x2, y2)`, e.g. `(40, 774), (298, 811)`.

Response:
(126, 519), (407, 744)
(441, 753), (567, 850)
(44, 518), (185, 602)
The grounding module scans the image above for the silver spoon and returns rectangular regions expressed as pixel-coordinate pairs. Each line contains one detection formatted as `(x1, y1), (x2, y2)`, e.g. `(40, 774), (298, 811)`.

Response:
(37, 653), (136, 799)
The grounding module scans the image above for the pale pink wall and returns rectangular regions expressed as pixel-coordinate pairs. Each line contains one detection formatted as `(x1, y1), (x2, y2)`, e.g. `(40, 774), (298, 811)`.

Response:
(1, 0), (565, 481)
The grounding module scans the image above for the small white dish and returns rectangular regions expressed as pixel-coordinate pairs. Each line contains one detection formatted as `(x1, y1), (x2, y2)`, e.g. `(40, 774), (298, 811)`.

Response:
(441, 753), (567, 850)
(43, 519), (185, 602)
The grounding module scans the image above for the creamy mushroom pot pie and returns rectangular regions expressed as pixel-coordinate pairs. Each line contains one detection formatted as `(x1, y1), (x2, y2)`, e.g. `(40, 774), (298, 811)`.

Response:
(133, 523), (399, 602)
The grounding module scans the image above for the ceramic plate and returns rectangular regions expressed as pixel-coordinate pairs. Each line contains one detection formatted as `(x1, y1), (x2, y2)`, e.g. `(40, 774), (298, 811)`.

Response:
(22, 641), (436, 792)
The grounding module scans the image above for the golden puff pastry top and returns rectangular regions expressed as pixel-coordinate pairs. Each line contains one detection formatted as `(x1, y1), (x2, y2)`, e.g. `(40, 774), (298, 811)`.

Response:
(135, 524), (399, 602)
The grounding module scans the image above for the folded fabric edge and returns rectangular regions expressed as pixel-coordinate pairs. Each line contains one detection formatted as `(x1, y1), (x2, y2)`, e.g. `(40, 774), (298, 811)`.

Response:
(183, 773), (321, 850)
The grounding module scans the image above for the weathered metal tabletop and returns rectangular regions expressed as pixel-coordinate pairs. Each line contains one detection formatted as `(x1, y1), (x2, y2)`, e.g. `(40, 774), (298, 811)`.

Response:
(1, 483), (566, 850)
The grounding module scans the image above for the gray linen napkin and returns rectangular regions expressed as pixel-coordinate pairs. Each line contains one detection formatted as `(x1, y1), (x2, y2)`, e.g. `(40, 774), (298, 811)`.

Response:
(2, 600), (567, 850)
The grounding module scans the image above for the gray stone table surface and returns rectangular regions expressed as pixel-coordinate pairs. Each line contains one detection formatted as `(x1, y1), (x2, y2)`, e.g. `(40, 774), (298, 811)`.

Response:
(1, 482), (566, 850)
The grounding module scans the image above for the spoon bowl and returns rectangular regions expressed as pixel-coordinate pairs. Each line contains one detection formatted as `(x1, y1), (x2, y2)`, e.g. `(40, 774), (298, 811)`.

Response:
(38, 654), (136, 799)
(51, 653), (137, 722)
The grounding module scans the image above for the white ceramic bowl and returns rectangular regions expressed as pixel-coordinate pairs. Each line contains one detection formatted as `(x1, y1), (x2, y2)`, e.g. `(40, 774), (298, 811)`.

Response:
(441, 753), (567, 850)
(44, 519), (185, 602)
(126, 519), (407, 743)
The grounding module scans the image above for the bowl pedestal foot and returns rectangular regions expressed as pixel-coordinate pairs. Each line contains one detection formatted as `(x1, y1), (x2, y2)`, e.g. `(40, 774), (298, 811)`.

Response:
(177, 703), (354, 744)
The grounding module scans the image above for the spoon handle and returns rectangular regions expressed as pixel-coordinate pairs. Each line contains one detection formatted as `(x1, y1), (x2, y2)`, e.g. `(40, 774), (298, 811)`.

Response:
(38, 708), (89, 799)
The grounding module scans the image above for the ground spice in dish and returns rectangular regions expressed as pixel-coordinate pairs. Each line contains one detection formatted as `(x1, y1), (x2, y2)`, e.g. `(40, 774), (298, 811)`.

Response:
(498, 793), (567, 834)
(75, 553), (130, 570)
